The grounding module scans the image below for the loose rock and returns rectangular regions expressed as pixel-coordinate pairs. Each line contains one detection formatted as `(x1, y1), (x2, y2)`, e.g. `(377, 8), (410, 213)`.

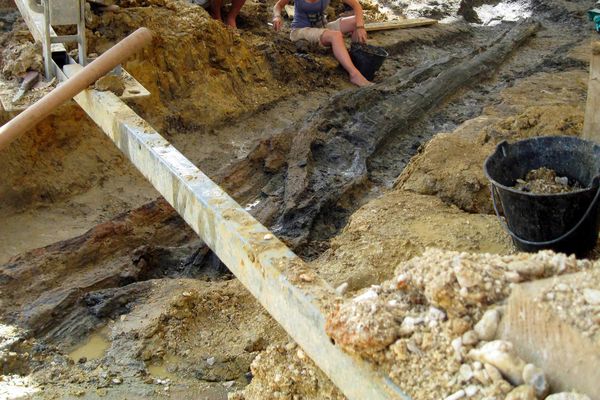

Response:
(522, 364), (549, 399)
(474, 309), (500, 341)
(545, 394), (592, 400)
(506, 385), (536, 400)
(469, 341), (526, 385)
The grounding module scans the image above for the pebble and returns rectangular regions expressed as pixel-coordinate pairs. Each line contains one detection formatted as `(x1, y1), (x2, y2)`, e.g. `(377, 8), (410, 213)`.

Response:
(285, 342), (296, 351)
(462, 330), (479, 346)
(474, 309), (500, 341)
(263, 234), (273, 240)
(458, 364), (473, 382)
(206, 357), (216, 366)
(464, 385), (479, 397)
(451, 337), (463, 361)
(400, 316), (424, 336)
(522, 363), (549, 398)
(545, 394), (592, 400)
(335, 282), (349, 296)
(483, 363), (504, 383)
(506, 385), (536, 400)
(428, 306), (447, 321)
(299, 273), (314, 282)
(469, 341), (526, 385)
(111, 377), (122, 385)
(583, 288), (600, 305)
(296, 349), (305, 360)
(223, 381), (235, 389)
(555, 283), (569, 292)
(473, 368), (490, 385)
(445, 390), (466, 400)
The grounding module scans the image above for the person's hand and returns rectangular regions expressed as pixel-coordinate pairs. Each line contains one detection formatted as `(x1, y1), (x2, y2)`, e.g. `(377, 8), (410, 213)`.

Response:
(273, 15), (283, 31)
(352, 26), (367, 43)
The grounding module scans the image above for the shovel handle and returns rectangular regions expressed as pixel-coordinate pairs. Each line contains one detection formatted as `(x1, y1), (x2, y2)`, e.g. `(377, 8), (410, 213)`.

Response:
(0, 27), (153, 151)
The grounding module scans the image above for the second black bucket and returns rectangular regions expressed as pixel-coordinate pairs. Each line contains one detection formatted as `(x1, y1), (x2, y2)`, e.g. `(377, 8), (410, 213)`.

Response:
(483, 136), (600, 257)
(349, 43), (388, 81)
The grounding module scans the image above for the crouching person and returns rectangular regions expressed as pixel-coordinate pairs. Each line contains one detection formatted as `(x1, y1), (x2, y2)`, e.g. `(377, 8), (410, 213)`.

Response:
(272, 0), (373, 87)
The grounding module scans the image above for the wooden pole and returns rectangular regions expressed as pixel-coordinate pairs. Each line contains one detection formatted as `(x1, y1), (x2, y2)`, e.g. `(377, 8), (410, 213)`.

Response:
(0, 27), (153, 151)
(583, 41), (600, 142)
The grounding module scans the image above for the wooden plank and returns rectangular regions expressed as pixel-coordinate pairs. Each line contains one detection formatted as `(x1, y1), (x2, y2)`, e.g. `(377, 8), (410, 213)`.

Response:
(498, 272), (600, 398)
(583, 41), (600, 142)
(365, 18), (438, 32)
(61, 63), (410, 400)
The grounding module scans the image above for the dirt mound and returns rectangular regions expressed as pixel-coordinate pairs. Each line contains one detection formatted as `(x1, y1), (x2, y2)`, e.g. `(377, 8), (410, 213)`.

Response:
(325, 248), (596, 399)
(312, 190), (512, 295)
(232, 343), (344, 400)
(396, 69), (587, 214)
(83, 0), (336, 132)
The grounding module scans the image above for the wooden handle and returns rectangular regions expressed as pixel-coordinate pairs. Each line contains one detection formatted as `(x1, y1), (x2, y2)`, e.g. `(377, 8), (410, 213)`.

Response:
(0, 27), (153, 151)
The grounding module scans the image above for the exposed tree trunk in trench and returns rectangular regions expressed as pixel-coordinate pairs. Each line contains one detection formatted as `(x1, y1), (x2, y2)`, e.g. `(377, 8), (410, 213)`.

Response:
(220, 18), (540, 249)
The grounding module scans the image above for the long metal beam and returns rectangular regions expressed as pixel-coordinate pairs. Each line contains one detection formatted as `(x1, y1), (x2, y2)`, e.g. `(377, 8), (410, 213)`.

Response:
(59, 62), (410, 400)
(10, 0), (411, 396)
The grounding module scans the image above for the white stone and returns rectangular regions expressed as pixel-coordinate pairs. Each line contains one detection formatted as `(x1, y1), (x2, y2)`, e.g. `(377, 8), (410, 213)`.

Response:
(469, 340), (526, 385)
(428, 306), (447, 321)
(462, 330), (479, 346)
(545, 394), (592, 400)
(445, 390), (466, 400)
(474, 309), (500, 341)
(473, 368), (490, 385)
(399, 316), (424, 336)
(335, 282), (349, 296)
(506, 385), (536, 400)
(583, 288), (600, 305)
(206, 357), (216, 366)
(464, 385), (479, 397)
(484, 363), (504, 383)
(522, 363), (549, 399)
(458, 364), (474, 382)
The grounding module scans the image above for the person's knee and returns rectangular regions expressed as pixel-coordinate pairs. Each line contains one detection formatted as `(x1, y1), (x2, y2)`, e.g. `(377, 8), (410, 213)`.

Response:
(329, 30), (344, 41)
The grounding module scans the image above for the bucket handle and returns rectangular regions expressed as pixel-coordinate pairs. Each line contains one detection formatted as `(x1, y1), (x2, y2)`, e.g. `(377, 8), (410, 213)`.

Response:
(490, 182), (600, 247)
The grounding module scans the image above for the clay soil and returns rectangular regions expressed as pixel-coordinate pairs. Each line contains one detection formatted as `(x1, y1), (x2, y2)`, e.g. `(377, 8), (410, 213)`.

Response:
(0, 0), (598, 399)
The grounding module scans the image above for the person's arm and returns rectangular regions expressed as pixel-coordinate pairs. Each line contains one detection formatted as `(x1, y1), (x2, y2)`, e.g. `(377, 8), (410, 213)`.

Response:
(343, 0), (367, 43)
(273, 0), (290, 32)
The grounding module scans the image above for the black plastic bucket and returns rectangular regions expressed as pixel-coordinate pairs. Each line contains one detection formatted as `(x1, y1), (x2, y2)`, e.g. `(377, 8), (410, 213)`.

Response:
(483, 136), (600, 256)
(349, 43), (388, 81)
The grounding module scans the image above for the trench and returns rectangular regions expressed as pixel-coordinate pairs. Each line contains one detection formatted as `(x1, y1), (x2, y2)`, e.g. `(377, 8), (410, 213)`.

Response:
(0, 0), (594, 398)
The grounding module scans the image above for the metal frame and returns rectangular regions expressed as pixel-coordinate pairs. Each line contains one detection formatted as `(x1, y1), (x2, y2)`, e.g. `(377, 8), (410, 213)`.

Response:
(42, 0), (87, 79)
(11, 1), (412, 397)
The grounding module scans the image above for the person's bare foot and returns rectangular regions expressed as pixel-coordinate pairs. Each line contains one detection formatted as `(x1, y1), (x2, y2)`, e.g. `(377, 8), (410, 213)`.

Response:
(350, 72), (373, 87)
(226, 15), (238, 28)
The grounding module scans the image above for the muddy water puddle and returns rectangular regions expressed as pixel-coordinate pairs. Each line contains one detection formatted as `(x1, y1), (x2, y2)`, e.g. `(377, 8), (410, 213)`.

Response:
(68, 332), (110, 362)
(147, 354), (183, 380)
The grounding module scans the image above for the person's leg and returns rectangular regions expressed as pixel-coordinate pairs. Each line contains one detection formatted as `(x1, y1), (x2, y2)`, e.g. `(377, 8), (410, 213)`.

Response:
(211, 0), (223, 21)
(226, 0), (246, 28)
(320, 29), (371, 87)
(335, 16), (357, 34)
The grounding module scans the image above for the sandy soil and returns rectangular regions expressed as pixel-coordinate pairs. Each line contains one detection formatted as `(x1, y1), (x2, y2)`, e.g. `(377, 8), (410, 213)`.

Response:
(1, 0), (599, 399)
